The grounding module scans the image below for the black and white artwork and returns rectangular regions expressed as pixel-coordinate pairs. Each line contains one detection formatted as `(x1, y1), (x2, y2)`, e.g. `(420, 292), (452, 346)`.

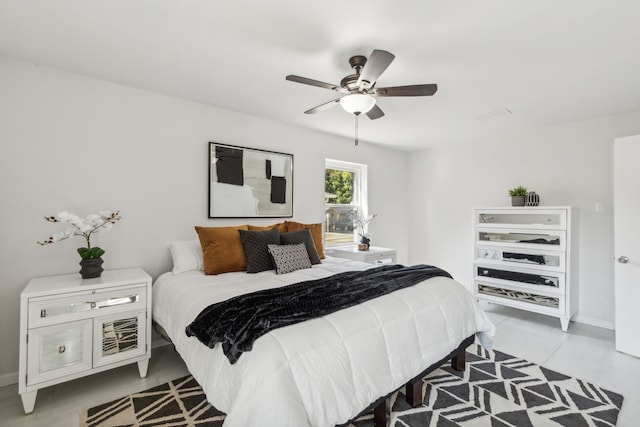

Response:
(209, 143), (293, 218)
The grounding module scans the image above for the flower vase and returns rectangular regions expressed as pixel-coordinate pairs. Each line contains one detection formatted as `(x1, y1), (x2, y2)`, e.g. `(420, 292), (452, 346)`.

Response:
(79, 258), (104, 279)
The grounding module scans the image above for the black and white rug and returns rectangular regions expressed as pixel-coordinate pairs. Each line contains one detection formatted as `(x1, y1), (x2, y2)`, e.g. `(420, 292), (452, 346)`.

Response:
(80, 345), (623, 427)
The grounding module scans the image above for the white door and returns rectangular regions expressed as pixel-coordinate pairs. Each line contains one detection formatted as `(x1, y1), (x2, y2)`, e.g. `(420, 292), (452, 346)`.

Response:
(614, 135), (640, 357)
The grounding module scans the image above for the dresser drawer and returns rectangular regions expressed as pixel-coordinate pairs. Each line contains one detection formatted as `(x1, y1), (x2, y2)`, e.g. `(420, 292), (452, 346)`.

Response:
(28, 285), (147, 328)
(475, 283), (564, 315)
(476, 227), (566, 251)
(475, 264), (565, 293)
(475, 209), (566, 229)
(475, 245), (565, 272)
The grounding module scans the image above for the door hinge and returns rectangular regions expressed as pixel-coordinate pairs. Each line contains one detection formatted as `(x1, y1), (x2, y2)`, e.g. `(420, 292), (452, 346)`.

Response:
(26, 333), (28, 343)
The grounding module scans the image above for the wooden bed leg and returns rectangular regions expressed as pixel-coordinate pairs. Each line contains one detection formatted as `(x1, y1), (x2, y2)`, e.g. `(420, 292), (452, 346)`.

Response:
(405, 380), (422, 408)
(373, 396), (390, 427)
(451, 348), (466, 371)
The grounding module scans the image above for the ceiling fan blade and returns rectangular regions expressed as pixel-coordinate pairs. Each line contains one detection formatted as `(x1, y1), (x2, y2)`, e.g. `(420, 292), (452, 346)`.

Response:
(366, 104), (385, 120)
(304, 98), (341, 114)
(357, 50), (395, 91)
(286, 75), (349, 93)
(373, 84), (438, 97)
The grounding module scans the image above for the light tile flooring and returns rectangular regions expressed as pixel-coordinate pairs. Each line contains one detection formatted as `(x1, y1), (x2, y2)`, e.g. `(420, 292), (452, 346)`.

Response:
(1, 305), (639, 426)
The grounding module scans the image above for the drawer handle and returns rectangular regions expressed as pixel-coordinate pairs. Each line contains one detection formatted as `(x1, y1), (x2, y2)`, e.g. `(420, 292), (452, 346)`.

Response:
(40, 309), (47, 318)
(58, 346), (66, 354)
(90, 302), (97, 309)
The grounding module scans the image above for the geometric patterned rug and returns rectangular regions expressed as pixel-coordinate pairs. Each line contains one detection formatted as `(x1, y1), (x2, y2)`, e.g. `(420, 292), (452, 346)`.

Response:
(80, 345), (623, 427)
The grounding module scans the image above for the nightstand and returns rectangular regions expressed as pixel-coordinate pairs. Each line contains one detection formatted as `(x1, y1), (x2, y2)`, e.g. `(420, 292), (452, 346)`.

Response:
(330, 246), (397, 264)
(18, 267), (152, 414)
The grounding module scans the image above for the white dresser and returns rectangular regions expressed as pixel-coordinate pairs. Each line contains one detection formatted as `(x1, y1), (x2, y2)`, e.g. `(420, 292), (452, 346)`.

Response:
(18, 268), (152, 413)
(472, 207), (577, 331)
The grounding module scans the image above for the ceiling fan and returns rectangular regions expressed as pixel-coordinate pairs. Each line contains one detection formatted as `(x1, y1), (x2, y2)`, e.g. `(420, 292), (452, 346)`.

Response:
(286, 49), (437, 144)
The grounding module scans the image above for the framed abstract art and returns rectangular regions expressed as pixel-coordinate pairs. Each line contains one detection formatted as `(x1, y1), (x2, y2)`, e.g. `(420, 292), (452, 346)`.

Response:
(208, 142), (293, 218)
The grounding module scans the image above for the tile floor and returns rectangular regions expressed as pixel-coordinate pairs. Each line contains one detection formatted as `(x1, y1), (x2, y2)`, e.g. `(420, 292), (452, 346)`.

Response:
(1, 305), (638, 426)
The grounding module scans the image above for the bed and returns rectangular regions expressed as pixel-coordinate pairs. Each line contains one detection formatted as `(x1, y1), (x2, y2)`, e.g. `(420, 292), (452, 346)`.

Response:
(152, 252), (495, 427)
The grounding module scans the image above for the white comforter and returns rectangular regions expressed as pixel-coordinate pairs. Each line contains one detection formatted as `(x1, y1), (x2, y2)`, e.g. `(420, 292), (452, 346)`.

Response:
(152, 257), (495, 427)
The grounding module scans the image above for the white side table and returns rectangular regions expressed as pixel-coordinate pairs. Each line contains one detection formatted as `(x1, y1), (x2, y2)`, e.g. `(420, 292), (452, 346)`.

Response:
(18, 267), (152, 413)
(330, 246), (397, 264)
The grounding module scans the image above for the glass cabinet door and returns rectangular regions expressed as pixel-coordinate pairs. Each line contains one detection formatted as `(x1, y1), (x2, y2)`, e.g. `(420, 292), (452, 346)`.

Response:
(27, 320), (92, 385)
(94, 310), (146, 367)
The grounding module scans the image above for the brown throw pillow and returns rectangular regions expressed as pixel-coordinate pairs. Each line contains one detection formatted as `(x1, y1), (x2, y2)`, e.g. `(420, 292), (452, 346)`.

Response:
(284, 221), (325, 259)
(247, 223), (287, 232)
(195, 225), (249, 275)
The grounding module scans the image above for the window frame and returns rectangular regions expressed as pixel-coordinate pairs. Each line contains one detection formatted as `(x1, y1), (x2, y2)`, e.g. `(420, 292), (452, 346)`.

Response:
(324, 159), (368, 247)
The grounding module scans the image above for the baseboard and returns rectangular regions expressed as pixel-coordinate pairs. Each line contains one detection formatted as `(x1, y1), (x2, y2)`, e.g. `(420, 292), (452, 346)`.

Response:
(0, 371), (18, 388)
(574, 314), (614, 330)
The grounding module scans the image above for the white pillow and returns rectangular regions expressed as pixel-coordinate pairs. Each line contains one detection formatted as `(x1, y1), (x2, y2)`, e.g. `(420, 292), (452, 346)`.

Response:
(167, 240), (204, 274)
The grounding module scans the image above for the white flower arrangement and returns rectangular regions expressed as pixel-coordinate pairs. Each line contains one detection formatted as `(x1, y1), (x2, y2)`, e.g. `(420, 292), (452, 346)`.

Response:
(38, 210), (122, 259)
(353, 212), (377, 244)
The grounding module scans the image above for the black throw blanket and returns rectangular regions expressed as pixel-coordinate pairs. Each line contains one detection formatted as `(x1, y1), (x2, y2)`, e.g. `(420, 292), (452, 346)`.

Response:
(185, 264), (452, 364)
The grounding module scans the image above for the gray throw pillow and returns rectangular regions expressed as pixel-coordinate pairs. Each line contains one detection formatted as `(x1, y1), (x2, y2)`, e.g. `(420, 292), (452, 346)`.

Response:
(268, 243), (312, 274)
(280, 228), (321, 265)
(239, 228), (281, 273)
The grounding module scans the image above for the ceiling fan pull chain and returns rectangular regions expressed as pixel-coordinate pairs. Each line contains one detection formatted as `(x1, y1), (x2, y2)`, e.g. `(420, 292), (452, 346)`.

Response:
(354, 113), (359, 146)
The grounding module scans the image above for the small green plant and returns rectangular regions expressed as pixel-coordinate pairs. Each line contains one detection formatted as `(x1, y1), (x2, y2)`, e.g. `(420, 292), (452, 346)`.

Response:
(508, 186), (528, 197)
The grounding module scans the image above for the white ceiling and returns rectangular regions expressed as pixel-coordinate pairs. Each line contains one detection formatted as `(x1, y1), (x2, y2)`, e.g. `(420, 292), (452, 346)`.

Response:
(1, 1), (639, 150)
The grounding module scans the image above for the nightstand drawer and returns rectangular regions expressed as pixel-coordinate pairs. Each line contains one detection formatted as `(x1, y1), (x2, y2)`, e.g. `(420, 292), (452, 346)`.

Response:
(28, 285), (147, 327)
(362, 250), (396, 263)
(27, 320), (92, 386)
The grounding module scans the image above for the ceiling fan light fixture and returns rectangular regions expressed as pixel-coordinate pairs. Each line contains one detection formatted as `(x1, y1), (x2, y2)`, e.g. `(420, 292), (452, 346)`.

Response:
(339, 94), (376, 114)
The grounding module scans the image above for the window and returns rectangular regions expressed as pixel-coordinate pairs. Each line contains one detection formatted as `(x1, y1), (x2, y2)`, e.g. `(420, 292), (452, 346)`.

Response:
(324, 159), (368, 246)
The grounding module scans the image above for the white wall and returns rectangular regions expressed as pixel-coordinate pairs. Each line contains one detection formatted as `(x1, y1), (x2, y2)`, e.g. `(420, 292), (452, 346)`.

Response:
(0, 58), (410, 383)
(407, 110), (640, 329)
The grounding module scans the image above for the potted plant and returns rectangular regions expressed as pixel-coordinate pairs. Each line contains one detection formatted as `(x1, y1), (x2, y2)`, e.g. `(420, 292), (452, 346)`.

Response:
(508, 186), (528, 206)
(352, 212), (377, 251)
(38, 210), (122, 278)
